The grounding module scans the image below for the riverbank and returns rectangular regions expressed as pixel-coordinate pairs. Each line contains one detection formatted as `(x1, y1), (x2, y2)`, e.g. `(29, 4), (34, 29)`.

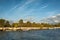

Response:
(0, 27), (60, 31)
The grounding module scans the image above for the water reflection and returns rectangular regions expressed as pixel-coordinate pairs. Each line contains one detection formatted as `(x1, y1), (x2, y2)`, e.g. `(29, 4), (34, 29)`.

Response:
(0, 29), (60, 40)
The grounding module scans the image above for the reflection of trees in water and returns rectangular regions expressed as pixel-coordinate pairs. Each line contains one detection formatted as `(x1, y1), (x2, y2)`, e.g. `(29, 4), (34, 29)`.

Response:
(0, 29), (60, 40)
(0, 31), (8, 40)
(7, 31), (23, 40)
(0, 31), (6, 35)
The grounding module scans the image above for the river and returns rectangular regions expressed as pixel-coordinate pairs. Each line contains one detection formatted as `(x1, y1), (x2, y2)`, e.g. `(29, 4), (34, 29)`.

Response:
(0, 29), (60, 40)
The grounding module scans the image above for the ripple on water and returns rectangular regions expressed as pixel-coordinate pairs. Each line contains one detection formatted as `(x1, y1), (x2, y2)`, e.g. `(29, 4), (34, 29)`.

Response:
(0, 29), (60, 40)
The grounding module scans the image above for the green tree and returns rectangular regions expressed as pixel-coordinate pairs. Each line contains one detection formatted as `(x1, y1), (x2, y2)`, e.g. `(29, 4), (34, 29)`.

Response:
(0, 19), (5, 27)
(26, 21), (31, 27)
(19, 19), (23, 24)
(32, 22), (36, 27)
(11, 23), (18, 27)
(18, 19), (23, 27)
(4, 21), (11, 27)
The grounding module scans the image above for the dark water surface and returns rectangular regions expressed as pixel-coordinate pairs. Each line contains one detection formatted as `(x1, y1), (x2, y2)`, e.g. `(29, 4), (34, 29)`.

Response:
(0, 29), (60, 40)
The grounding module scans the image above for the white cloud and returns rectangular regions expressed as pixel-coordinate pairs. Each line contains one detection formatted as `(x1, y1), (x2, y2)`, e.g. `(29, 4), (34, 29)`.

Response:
(41, 5), (48, 9)
(54, 20), (59, 22)
(6, 0), (35, 14)
(18, 0), (35, 9)
(6, 4), (21, 14)
(38, 5), (48, 11)
(51, 16), (56, 18)
(57, 14), (60, 16)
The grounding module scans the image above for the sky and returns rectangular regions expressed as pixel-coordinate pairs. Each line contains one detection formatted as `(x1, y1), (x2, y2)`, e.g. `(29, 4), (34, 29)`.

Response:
(0, 0), (60, 22)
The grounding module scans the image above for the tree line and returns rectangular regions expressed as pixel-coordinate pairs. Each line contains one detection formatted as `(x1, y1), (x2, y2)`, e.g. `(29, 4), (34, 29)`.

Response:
(0, 19), (60, 27)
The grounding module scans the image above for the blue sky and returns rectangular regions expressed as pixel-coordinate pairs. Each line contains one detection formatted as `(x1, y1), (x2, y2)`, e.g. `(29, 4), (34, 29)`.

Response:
(0, 0), (60, 22)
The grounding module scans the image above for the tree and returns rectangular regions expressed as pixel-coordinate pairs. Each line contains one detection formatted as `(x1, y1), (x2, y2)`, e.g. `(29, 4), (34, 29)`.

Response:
(19, 19), (23, 24)
(0, 19), (5, 27)
(11, 23), (18, 27)
(26, 21), (31, 27)
(32, 22), (36, 27)
(18, 19), (23, 27)
(4, 21), (11, 27)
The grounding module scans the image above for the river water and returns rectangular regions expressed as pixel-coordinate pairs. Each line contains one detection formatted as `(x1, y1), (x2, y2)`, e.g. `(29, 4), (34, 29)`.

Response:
(0, 29), (60, 40)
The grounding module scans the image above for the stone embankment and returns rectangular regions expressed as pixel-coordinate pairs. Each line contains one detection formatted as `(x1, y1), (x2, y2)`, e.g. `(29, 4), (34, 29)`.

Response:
(0, 27), (60, 31)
